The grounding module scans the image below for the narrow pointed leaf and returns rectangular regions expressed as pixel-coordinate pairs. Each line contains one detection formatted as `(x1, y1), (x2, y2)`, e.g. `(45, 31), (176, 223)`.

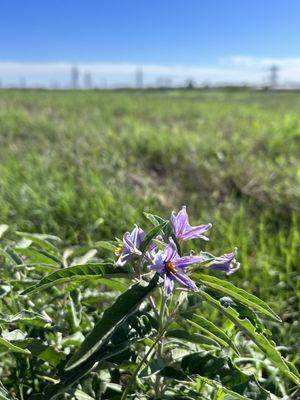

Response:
(95, 241), (117, 252)
(16, 232), (60, 255)
(166, 329), (220, 348)
(15, 248), (60, 266)
(15, 339), (65, 366)
(0, 248), (19, 265)
(0, 337), (31, 355)
(0, 225), (9, 239)
(185, 313), (239, 354)
(196, 290), (300, 386)
(65, 274), (160, 370)
(143, 212), (167, 227)
(0, 311), (52, 327)
(192, 273), (280, 321)
(0, 382), (12, 400)
(139, 222), (168, 253)
(181, 352), (271, 400)
(21, 263), (131, 295)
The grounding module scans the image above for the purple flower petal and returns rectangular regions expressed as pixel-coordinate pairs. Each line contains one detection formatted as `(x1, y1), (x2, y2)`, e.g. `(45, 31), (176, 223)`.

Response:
(164, 274), (174, 296)
(123, 232), (136, 252)
(171, 206), (188, 238)
(148, 254), (165, 273)
(173, 271), (199, 292)
(209, 248), (240, 275)
(171, 206), (212, 241)
(173, 254), (205, 269)
(148, 238), (202, 296)
(131, 225), (146, 248)
(163, 238), (178, 262)
(181, 224), (212, 241)
(116, 226), (146, 266)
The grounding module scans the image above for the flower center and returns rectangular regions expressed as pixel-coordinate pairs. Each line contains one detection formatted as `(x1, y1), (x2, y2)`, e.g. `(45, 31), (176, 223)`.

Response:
(165, 260), (177, 274)
(115, 243), (123, 256)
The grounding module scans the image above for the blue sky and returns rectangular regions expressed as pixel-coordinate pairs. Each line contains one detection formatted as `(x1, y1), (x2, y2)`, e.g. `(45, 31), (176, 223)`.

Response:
(1, 0), (300, 87)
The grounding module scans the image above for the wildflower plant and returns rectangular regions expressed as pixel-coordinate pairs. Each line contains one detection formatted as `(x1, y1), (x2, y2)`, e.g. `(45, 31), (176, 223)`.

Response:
(0, 208), (299, 400)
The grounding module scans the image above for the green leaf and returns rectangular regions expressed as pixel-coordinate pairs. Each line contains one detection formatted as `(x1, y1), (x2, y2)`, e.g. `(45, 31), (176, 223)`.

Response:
(196, 290), (300, 386)
(15, 263), (58, 273)
(152, 239), (166, 250)
(0, 311), (52, 328)
(72, 249), (97, 265)
(166, 329), (220, 348)
(15, 248), (60, 266)
(0, 225), (9, 240)
(181, 352), (271, 400)
(159, 368), (250, 400)
(21, 263), (131, 295)
(45, 309), (158, 399)
(0, 382), (12, 400)
(139, 222), (168, 254)
(184, 313), (239, 354)
(65, 274), (160, 370)
(0, 337), (31, 355)
(6, 246), (24, 264)
(158, 366), (188, 381)
(0, 247), (19, 265)
(2, 329), (26, 341)
(140, 357), (166, 378)
(45, 340), (132, 399)
(192, 273), (280, 321)
(16, 231), (61, 255)
(95, 241), (117, 252)
(61, 332), (85, 348)
(0, 286), (11, 299)
(143, 212), (167, 227)
(15, 339), (65, 366)
(219, 297), (267, 334)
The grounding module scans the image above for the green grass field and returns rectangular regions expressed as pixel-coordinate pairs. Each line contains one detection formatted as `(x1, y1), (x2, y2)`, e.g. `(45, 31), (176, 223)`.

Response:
(0, 88), (299, 363)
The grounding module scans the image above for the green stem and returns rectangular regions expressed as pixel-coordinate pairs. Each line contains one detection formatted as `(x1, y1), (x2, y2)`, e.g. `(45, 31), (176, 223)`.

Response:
(120, 330), (165, 400)
(121, 289), (169, 400)
(154, 289), (168, 398)
(149, 296), (160, 321)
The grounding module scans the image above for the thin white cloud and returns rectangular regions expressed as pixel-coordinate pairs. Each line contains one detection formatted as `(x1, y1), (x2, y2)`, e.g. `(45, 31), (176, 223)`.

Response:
(223, 56), (300, 85)
(226, 55), (300, 69)
(0, 57), (300, 87)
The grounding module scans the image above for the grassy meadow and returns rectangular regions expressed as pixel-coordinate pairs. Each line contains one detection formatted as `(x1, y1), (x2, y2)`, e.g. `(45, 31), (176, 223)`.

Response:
(0, 88), (299, 378)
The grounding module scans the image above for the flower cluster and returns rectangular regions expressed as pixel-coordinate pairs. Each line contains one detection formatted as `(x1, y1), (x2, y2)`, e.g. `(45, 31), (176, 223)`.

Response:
(116, 206), (239, 296)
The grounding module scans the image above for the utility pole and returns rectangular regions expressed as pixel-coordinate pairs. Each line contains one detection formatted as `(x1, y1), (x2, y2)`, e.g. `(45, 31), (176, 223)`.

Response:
(269, 65), (279, 88)
(135, 68), (143, 89)
(71, 66), (79, 89)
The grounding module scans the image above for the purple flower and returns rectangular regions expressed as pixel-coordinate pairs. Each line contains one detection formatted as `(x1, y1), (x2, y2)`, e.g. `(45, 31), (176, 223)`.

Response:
(116, 225), (146, 266)
(171, 206), (212, 241)
(148, 239), (204, 296)
(209, 248), (240, 275)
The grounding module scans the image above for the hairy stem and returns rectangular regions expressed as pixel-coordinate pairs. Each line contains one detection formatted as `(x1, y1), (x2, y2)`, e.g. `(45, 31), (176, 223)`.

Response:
(120, 330), (165, 400)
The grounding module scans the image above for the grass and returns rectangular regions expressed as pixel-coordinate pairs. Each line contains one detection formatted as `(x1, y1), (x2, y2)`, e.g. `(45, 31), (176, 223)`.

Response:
(0, 88), (299, 357)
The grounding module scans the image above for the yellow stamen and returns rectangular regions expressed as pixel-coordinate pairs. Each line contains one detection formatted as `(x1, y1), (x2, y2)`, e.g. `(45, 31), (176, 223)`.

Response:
(115, 243), (123, 256)
(165, 260), (177, 274)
